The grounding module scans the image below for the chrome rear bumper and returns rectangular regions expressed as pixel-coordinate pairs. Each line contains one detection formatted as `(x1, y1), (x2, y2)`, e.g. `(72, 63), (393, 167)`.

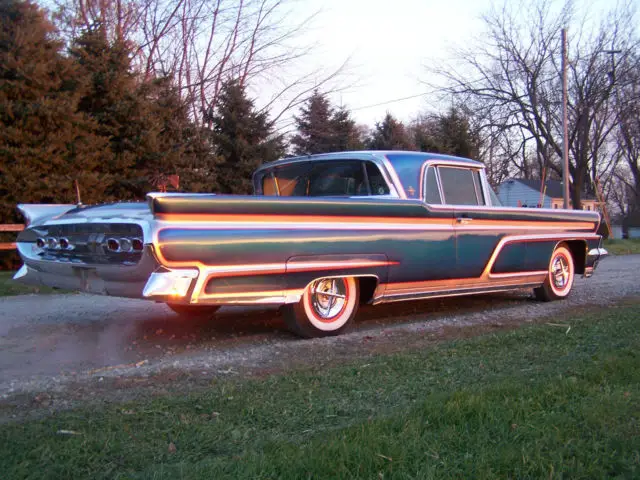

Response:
(14, 245), (160, 298)
(588, 247), (609, 257)
(584, 247), (608, 278)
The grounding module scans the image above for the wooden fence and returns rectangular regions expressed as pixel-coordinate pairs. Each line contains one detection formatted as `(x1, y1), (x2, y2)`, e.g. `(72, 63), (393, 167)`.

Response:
(0, 224), (24, 250)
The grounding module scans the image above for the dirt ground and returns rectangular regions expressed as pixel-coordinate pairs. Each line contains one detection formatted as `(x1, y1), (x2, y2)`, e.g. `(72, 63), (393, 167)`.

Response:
(0, 254), (638, 420)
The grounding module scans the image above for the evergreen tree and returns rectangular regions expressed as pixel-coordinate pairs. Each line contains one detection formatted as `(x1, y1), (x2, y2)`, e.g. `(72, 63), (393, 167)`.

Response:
(331, 105), (364, 151)
(70, 25), (150, 199)
(291, 90), (335, 155)
(367, 113), (414, 150)
(437, 107), (481, 158)
(292, 91), (364, 154)
(211, 79), (284, 194)
(70, 25), (208, 198)
(410, 107), (482, 158)
(411, 115), (444, 153)
(0, 0), (110, 225)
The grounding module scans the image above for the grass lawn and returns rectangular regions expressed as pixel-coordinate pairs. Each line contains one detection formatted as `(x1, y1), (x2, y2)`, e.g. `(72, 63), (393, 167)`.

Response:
(604, 238), (640, 255)
(0, 271), (65, 296)
(2, 301), (639, 479)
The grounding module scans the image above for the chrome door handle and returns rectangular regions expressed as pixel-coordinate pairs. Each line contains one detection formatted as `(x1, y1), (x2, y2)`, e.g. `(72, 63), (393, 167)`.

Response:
(456, 217), (473, 224)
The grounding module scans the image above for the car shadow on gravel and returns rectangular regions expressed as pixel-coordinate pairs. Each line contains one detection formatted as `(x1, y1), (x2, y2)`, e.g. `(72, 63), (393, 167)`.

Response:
(128, 291), (532, 350)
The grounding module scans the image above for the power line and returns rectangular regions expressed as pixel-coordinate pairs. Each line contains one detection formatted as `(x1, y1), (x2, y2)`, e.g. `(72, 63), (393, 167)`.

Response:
(350, 92), (433, 112)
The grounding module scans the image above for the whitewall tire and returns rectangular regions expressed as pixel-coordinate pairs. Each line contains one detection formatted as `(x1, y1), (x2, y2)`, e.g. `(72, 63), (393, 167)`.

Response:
(283, 277), (359, 338)
(534, 244), (575, 301)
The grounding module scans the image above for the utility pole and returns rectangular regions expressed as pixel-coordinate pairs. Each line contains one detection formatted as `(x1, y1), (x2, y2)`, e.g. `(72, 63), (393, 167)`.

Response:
(561, 28), (570, 209)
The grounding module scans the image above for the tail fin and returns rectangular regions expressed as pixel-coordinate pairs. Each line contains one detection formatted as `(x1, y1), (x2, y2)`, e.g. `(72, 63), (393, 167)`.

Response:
(17, 204), (76, 227)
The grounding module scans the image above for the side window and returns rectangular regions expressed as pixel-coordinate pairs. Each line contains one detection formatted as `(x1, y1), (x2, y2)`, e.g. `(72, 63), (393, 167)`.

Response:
(268, 163), (313, 196)
(424, 166), (442, 204)
(307, 161), (365, 196)
(365, 162), (391, 195)
(472, 171), (486, 206)
(438, 167), (480, 205)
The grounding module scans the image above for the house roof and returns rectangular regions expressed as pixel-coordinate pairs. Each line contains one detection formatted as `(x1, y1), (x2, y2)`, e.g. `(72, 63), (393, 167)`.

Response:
(503, 178), (597, 200)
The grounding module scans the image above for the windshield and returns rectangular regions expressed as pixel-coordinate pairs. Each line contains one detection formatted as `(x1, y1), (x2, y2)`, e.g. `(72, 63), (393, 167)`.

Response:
(258, 160), (390, 197)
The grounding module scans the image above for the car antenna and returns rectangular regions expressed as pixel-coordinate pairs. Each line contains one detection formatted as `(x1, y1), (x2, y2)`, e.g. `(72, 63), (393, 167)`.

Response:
(74, 179), (83, 206)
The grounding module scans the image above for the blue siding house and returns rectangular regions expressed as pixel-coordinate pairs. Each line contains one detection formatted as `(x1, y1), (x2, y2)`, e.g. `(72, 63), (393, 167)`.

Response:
(497, 178), (598, 210)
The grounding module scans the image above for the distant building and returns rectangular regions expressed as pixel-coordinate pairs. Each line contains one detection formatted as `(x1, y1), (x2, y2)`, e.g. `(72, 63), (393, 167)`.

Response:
(497, 178), (598, 210)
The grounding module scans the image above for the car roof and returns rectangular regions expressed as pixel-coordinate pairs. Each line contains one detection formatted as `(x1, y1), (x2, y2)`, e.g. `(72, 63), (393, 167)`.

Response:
(254, 150), (484, 174)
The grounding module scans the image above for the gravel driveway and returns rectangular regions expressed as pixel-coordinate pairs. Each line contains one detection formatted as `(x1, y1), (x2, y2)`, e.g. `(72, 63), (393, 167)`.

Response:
(0, 254), (638, 406)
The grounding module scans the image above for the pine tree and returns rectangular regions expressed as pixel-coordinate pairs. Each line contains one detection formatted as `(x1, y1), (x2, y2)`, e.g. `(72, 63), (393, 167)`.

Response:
(211, 79), (284, 194)
(331, 106), (364, 151)
(70, 25), (208, 198)
(69, 25), (148, 199)
(437, 107), (481, 158)
(0, 0), (110, 225)
(367, 113), (414, 150)
(291, 90), (335, 155)
(410, 107), (482, 158)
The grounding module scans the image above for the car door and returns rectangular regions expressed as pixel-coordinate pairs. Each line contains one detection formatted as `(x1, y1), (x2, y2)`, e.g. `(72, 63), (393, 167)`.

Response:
(436, 166), (507, 279)
(406, 165), (457, 281)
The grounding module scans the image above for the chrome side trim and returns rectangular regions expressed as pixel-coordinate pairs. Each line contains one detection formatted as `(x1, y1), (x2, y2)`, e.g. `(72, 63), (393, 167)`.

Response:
(588, 248), (608, 257)
(380, 155), (407, 198)
(191, 266), (382, 305)
(13, 264), (28, 280)
(483, 233), (599, 279)
(375, 233), (599, 303)
(142, 269), (199, 298)
(152, 221), (593, 236)
(374, 283), (542, 305)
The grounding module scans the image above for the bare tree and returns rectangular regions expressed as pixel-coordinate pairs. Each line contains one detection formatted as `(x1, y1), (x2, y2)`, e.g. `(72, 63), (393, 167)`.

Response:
(609, 53), (640, 234)
(427, 0), (639, 208)
(52, 0), (350, 126)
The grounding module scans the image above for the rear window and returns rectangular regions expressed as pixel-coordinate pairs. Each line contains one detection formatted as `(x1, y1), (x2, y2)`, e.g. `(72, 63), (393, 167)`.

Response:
(438, 167), (484, 205)
(259, 161), (390, 197)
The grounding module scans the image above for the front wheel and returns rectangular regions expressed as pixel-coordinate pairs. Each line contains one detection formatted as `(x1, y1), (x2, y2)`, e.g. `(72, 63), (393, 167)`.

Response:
(167, 304), (220, 318)
(534, 243), (575, 301)
(283, 277), (359, 338)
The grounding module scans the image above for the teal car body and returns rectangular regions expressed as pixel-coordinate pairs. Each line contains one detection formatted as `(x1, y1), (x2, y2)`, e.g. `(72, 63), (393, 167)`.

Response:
(14, 151), (607, 337)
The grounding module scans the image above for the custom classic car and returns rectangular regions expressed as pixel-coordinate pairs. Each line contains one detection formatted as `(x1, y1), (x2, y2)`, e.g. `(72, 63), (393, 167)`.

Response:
(14, 151), (607, 337)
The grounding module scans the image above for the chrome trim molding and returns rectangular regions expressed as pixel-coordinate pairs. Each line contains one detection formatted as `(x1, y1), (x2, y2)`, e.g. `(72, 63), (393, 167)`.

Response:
(374, 283), (542, 305)
(373, 233), (599, 303)
(588, 248), (608, 257)
(142, 268), (199, 298)
(191, 267), (381, 305)
(13, 265), (28, 280)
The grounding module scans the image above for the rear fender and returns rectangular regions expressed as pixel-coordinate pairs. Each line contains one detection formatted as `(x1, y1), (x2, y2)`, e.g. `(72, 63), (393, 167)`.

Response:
(284, 254), (391, 303)
(17, 204), (76, 227)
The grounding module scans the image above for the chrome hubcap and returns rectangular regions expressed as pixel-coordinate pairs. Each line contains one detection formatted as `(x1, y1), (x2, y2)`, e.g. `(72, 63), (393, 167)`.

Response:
(310, 278), (347, 320)
(551, 255), (570, 290)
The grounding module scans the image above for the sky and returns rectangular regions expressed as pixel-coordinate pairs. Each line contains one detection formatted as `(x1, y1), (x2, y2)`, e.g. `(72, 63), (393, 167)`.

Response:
(264, 0), (491, 127)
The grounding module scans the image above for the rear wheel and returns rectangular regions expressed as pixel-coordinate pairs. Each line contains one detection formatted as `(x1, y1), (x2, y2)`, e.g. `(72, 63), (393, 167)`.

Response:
(167, 304), (220, 318)
(534, 243), (575, 301)
(283, 277), (359, 338)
